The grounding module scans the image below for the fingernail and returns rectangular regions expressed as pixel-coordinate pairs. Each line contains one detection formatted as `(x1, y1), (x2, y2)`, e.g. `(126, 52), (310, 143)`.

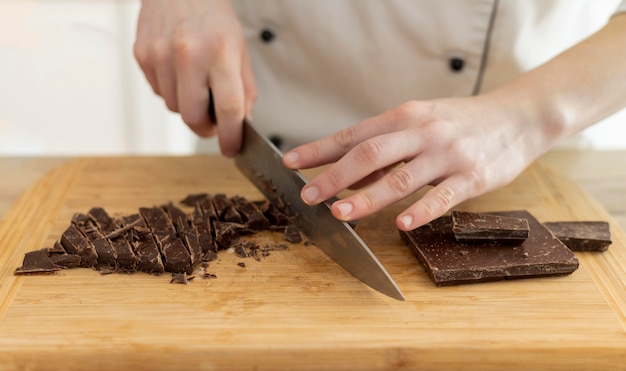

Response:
(301, 186), (319, 204)
(335, 202), (353, 219)
(400, 214), (413, 230)
(283, 151), (299, 167)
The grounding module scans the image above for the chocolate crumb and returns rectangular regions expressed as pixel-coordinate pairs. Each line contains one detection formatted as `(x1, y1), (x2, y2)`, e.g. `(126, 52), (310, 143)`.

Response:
(237, 262), (246, 268)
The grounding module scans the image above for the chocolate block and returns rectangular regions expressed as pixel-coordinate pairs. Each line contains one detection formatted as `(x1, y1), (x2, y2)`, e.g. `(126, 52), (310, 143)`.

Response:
(214, 221), (244, 249)
(212, 193), (233, 218)
(162, 202), (188, 229)
(452, 210), (529, 243)
(231, 196), (269, 230)
(543, 221), (612, 252)
(15, 249), (61, 274)
(400, 210), (579, 286)
(198, 197), (218, 221)
(60, 224), (98, 268)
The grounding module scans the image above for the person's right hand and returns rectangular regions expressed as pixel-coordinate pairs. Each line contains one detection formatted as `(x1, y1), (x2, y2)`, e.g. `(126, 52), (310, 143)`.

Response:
(134, 0), (256, 157)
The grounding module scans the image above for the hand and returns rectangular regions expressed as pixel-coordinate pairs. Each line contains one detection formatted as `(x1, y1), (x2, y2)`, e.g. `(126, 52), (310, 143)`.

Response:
(283, 94), (554, 231)
(134, 0), (256, 157)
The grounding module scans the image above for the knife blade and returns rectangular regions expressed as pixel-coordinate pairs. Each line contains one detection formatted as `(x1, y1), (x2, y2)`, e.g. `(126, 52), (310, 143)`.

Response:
(234, 120), (405, 301)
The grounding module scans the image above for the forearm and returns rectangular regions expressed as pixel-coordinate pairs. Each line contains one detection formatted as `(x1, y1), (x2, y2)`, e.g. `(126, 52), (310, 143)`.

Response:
(487, 13), (626, 151)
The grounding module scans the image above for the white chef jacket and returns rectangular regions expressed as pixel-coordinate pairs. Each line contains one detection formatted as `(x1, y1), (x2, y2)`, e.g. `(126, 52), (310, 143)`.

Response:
(227, 0), (626, 150)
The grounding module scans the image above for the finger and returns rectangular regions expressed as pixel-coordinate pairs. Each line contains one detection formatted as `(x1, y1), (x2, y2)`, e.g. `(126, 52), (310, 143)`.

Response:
(133, 42), (161, 96)
(174, 39), (214, 137)
(300, 130), (420, 205)
(241, 46), (257, 120)
(395, 175), (474, 231)
(283, 111), (401, 170)
(328, 155), (445, 222)
(209, 50), (245, 157)
(152, 43), (179, 113)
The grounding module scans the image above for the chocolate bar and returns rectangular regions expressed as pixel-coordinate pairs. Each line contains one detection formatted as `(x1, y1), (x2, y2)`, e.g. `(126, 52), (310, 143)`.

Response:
(452, 210), (529, 243)
(400, 210), (579, 286)
(543, 221), (612, 251)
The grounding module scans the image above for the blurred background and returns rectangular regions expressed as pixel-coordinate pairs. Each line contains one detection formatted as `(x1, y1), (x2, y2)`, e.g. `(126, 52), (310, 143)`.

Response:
(1, 0), (624, 156)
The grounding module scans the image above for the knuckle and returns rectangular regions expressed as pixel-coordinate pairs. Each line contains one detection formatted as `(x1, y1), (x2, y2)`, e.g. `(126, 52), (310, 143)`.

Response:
(355, 138), (385, 164)
(133, 42), (150, 67)
(423, 185), (456, 219)
(333, 126), (358, 149)
(387, 168), (414, 195)
(150, 39), (171, 64)
(325, 167), (346, 190)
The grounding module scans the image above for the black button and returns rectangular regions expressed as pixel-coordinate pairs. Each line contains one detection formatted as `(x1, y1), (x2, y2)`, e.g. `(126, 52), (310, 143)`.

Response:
(260, 29), (275, 43)
(269, 135), (283, 148)
(449, 57), (465, 72)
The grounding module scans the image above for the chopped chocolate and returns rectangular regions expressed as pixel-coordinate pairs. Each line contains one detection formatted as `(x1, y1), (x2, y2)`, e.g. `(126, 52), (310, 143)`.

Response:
(139, 207), (176, 235)
(202, 250), (218, 262)
(46, 241), (66, 255)
(234, 242), (249, 258)
(170, 272), (189, 284)
(231, 196), (269, 230)
(452, 210), (529, 244)
(203, 272), (217, 279)
(49, 253), (82, 269)
(400, 210), (579, 286)
(14, 250), (61, 275)
(214, 221), (245, 249)
(163, 202), (188, 230)
(181, 227), (203, 265)
(156, 234), (193, 274)
(198, 197), (218, 221)
(543, 221), (612, 252)
(179, 193), (209, 207)
(60, 224), (98, 268)
(237, 262), (246, 268)
(284, 223), (303, 243)
(89, 208), (138, 271)
(212, 194), (234, 219)
(222, 206), (243, 223)
(73, 212), (117, 269)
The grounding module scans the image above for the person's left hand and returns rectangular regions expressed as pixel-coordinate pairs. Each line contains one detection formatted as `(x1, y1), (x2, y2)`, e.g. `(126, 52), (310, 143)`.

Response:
(282, 93), (557, 231)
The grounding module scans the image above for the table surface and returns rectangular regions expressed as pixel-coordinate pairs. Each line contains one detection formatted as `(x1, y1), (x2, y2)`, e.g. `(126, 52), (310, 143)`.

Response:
(2, 150), (625, 231)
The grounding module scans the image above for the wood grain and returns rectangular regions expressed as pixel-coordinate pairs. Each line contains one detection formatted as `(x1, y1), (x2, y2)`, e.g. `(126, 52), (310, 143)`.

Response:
(1, 156), (625, 370)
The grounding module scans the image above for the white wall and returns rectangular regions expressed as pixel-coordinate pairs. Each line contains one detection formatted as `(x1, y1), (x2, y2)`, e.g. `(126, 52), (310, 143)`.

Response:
(0, 0), (624, 156)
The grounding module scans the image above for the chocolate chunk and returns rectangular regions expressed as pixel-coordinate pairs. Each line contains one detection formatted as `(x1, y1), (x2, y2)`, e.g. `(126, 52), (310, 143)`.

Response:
(214, 221), (245, 249)
(212, 194), (234, 219)
(198, 197), (218, 221)
(170, 272), (190, 284)
(156, 234), (193, 274)
(543, 221), (612, 252)
(139, 207), (176, 234)
(400, 210), (579, 286)
(284, 223), (303, 243)
(163, 202), (188, 230)
(49, 253), (82, 269)
(452, 210), (529, 243)
(89, 208), (138, 271)
(179, 193), (209, 207)
(222, 206), (243, 223)
(46, 241), (66, 255)
(231, 196), (269, 230)
(202, 250), (218, 262)
(14, 249), (61, 275)
(181, 227), (203, 265)
(60, 224), (98, 268)
(124, 215), (164, 275)
(73, 212), (117, 269)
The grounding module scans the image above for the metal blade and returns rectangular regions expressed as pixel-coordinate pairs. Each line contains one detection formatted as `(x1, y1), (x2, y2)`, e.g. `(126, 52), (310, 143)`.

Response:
(235, 120), (405, 301)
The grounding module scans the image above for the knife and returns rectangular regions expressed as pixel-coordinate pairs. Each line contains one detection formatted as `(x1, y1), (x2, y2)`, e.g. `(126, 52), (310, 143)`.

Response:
(234, 120), (405, 301)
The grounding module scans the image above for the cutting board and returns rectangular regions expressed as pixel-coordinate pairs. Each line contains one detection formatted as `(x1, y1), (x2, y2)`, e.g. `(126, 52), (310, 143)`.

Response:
(1, 156), (625, 370)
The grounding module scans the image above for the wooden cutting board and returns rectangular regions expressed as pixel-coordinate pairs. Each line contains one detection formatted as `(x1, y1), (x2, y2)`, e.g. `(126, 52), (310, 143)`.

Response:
(1, 156), (625, 370)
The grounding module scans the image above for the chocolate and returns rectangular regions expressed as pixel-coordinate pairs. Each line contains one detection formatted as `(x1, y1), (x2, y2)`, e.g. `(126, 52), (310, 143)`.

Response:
(73, 212), (117, 269)
(543, 221), (612, 252)
(170, 272), (192, 284)
(214, 221), (244, 249)
(231, 196), (269, 230)
(141, 207), (192, 274)
(49, 253), (82, 269)
(284, 223), (303, 243)
(212, 194), (234, 219)
(123, 215), (165, 274)
(14, 250), (61, 274)
(400, 210), (579, 286)
(179, 193), (209, 207)
(88, 208), (138, 271)
(60, 224), (98, 268)
(452, 210), (529, 243)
